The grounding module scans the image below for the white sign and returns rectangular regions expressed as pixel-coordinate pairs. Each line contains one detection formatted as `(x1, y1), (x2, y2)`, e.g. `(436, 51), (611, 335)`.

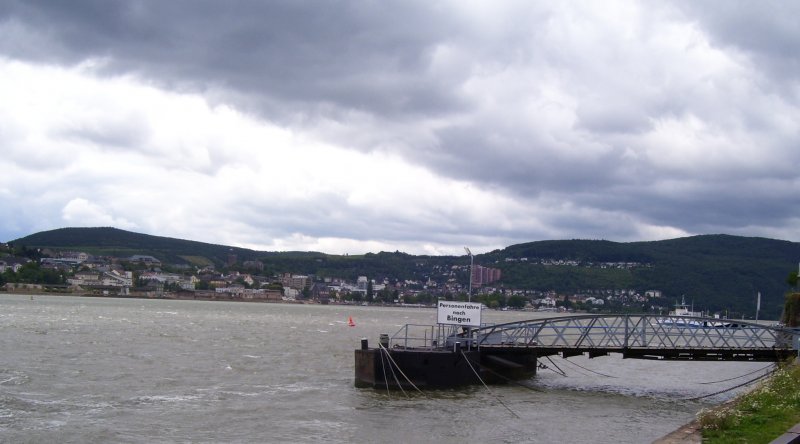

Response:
(437, 301), (482, 327)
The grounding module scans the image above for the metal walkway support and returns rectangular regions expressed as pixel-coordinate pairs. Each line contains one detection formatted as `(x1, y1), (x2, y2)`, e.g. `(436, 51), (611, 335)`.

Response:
(469, 314), (800, 361)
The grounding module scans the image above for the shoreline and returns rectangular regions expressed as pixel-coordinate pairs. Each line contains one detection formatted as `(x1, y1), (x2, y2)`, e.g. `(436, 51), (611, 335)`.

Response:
(653, 397), (754, 443)
(1, 289), (302, 304)
(654, 362), (800, 443)
(0, 290), (442, 308)
(652, 419), (703, 443)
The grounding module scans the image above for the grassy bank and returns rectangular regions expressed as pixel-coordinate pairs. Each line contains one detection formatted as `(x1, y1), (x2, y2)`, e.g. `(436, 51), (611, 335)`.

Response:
(699, 360), (800, 443)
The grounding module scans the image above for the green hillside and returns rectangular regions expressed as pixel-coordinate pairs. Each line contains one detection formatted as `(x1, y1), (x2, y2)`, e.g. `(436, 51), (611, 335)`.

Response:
(9, 228), (800, 319)
(11, 227), (263, 266)
(489, 235), (800, 319)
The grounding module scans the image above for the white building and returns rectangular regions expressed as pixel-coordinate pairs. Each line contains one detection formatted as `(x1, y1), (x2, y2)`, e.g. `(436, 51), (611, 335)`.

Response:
(69, 270), (133, 287)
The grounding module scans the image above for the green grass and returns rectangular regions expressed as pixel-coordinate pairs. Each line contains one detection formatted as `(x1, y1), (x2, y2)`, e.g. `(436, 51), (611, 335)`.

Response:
(700, 361), (800, 443)
(178, 255), (213, 267)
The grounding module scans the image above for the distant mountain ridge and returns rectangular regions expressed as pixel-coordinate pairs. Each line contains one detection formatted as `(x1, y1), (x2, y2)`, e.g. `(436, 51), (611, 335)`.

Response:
(491, 235), (800, 318)
(9, 227), (800, 319)
(10, 227), (264, 265)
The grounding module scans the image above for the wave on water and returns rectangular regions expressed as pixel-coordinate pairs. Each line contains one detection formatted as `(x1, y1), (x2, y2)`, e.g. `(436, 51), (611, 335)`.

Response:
(254, 381), (333, 396)
(535, 378), (741, 402)
(0, 370), (30, 387)
(1, 297), (709, 443)
(0, 394), (114, 416)
(129, 394), (203, 405)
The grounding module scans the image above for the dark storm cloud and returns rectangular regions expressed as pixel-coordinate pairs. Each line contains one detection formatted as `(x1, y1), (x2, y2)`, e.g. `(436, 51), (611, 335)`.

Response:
(0, 0), (463, 119)
(581, 178), (799, 231)
(1, 1), (799, 249)
(677, 1), (800, 85)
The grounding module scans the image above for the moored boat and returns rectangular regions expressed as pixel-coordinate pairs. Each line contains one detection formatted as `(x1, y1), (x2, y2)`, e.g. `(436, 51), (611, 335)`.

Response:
(658, 296), (734, 328)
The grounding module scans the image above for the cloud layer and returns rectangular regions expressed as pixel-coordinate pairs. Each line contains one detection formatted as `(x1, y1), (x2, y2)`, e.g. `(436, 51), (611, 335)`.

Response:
(1, 1), (798, 254)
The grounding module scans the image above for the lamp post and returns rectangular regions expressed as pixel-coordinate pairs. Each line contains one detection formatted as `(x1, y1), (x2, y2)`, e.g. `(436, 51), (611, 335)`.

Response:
(464, 247), (473, 302)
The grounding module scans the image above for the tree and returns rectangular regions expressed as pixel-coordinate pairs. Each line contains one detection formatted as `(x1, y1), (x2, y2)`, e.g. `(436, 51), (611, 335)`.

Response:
(377, 287), (393, 303)
(235, 276), (251, 289)
(508, 294), (527, 309)
(783, 268), (800, 327)
(40, 268), (64, 285)
(366, 280), (374, 302)
(415, 292), (434, 304)
(17, 262), (41, 283)
(783, 293), (800, 327)
(788, 270), (799, 289)
(2, 269), (17, 284)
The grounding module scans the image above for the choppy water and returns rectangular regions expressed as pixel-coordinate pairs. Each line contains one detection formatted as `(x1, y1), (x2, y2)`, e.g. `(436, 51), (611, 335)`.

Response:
(0, 295), (773, 443)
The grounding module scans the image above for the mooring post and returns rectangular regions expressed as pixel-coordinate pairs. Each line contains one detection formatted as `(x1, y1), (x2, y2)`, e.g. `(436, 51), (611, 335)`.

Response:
(454, 341), (461, 354)
(361, 338), (368, 350)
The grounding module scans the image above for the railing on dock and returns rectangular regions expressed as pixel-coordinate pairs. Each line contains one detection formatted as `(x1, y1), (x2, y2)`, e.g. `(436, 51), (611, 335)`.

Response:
(387, 315), (800, 359)
(389, 324), (454, 349)
(475, 315), (800, 351)
(389, 323), (500, 351)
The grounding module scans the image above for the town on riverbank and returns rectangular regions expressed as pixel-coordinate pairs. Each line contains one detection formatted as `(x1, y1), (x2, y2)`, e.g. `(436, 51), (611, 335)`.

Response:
(0, 244), (668, 313)
(4, 227), (800, 320)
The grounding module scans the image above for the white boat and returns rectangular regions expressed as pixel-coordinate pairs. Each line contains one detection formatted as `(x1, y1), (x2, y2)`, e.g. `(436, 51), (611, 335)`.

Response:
(658, 296), (733, 328)
(658, 296), (703, 328)
(669, 296), (702, 317)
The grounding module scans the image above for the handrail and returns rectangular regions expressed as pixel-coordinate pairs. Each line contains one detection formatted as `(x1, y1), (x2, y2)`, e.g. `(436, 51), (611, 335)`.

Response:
(387, 315), (800, 353)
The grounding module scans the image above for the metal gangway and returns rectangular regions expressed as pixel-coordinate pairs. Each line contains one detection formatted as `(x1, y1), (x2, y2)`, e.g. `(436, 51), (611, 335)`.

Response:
(390, 314), (800, 362)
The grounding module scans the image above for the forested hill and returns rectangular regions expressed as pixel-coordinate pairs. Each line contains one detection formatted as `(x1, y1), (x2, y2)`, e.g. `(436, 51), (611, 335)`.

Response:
(9, 227), (267, 265)
(9, 228), (800, 318)
(488, 235), (800, 318)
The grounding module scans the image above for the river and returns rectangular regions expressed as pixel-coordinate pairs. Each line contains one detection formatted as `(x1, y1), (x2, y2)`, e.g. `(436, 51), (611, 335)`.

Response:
(0, 294), (773, 443)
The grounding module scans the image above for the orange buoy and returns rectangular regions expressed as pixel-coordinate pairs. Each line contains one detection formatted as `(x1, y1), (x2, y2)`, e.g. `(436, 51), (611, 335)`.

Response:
(348, 316), (355, 327)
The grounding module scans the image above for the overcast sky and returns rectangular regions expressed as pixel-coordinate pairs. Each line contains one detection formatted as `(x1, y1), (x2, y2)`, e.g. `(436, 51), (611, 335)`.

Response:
(1, 1), (798, 255)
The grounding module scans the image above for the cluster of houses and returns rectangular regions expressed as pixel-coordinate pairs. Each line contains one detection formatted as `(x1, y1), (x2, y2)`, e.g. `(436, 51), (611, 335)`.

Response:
(528, 289), (662, 308)
(1, 249), (373, 302)
(1, 248), (666, 311)
(70, 269), (134, 288)
(502, 257), (648, 269)
(0, 257), (27, 273)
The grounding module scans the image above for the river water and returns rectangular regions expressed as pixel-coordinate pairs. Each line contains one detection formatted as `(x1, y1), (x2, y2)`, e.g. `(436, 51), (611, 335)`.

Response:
(0, 294), (774, 443)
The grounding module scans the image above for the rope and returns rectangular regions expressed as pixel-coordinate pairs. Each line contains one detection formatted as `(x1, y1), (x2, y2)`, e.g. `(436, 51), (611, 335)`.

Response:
(460, 351), (520, 419)
(380, 345), (408, 397)
(378, 343), (391, 398)
(378, 343), (426, 395)
(460, 354), (542, 392)
(683, 367), (777, 401)
(697, 363), (775, 385)
(548, 362), (586, 377)
(543, 355), (568, 377)
(561, 357), (619, 378)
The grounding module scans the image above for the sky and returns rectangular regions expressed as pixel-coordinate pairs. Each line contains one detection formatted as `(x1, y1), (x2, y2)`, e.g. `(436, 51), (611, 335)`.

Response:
(1, 1), (799, 255)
